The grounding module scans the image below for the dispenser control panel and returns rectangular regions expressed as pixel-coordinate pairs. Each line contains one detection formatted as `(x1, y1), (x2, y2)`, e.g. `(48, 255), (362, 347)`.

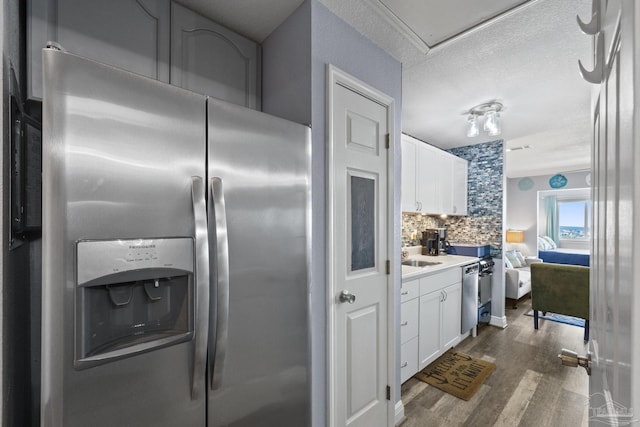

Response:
(76, 237), (194, 286)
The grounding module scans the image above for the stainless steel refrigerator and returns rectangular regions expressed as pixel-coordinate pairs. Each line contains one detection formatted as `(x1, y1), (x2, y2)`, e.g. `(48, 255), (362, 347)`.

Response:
(40, 48), (310, 426)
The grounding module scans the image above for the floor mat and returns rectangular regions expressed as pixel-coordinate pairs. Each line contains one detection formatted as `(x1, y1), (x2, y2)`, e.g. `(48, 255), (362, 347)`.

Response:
(413, 348), (495, 401)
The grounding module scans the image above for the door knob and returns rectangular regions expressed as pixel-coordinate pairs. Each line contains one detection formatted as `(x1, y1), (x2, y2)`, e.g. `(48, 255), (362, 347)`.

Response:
(339, 290), (356, 304)
(558, 348), (591, 375)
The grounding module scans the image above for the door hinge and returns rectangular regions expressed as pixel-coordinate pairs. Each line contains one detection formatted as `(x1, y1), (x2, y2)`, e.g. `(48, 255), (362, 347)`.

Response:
(385, 260), (390, 275)
(385, 133), (390, 149)
(386, 385), (391, 400)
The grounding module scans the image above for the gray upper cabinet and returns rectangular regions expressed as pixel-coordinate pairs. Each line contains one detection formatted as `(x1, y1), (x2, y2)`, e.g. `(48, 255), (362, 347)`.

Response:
(170, 2), (260, 109)
(28, 0), (171, 100)
(28, 0), (261, 109)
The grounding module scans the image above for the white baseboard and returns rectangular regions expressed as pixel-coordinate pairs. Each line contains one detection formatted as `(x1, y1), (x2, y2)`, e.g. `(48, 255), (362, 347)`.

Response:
(395, 400), (406, 426)
(489, 315), (508, 328)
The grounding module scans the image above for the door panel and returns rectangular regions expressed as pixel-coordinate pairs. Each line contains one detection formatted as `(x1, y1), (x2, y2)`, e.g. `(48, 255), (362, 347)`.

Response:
(347, 304), (380, 418)
(171, 1), (259, 108)
(29, 0), (170, 99)
(418, 291), (441, 369)
(441, 283), (462, 349)
(588, 0), (638, 420)
(332, 81), (389, 427)
(400, 136), (417, 212)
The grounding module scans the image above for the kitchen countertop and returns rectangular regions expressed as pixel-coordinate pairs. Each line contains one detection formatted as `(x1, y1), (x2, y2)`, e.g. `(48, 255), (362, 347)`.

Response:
(401, 254), (480, 281)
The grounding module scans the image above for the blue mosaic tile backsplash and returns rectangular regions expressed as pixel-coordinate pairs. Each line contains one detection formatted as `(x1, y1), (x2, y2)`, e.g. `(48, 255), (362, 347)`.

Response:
(446, 140), (504, 257)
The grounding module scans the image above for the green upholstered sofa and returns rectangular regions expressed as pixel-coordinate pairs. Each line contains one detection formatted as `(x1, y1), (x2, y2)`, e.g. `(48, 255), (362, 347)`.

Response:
(530, 263), (590, 341)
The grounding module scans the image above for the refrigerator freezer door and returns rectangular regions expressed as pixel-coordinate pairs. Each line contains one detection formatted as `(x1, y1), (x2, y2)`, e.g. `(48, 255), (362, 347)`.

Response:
(41, 49), (207, 426)
(207, 98), (311, 426)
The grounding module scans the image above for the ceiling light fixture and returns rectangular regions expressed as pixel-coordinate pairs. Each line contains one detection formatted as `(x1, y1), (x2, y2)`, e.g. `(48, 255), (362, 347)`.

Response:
(466, 101), (503, 138)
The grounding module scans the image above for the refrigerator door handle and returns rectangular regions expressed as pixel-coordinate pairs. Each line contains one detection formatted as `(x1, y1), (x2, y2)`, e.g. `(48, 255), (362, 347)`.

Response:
(210, 177), (230, 390)
(191, 176), (210, 400)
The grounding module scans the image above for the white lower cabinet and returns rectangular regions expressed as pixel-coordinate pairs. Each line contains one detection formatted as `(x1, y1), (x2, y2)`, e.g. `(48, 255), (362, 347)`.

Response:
(440, 282), (462, 350)
(400, 337), (419, 383)
(400, 267), (465, 382)
(400, 280), (420, 383)
(418, 290), (441, 368)
(400, 298), (419, 343)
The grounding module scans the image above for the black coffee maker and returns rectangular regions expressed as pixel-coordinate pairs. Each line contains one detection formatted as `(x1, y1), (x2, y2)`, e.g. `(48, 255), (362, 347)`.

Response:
(421, 229), (440, 256)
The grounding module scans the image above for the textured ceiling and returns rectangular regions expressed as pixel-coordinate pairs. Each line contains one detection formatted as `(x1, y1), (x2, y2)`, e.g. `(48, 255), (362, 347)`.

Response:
(175, 0), (305, 42)
(378, 0), (531, 47)
(320, 0), (594, 178)
(178, 0), (594, 179)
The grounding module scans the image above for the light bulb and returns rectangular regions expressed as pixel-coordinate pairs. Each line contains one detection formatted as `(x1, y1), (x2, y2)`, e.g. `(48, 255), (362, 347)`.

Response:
(466, 114), (479, 137)
(484, 110), (501, 136)
(488, 112), (501, 136)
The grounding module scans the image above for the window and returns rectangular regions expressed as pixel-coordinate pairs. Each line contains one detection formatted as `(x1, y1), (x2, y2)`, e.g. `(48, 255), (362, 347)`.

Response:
(558, 199), (591, 240)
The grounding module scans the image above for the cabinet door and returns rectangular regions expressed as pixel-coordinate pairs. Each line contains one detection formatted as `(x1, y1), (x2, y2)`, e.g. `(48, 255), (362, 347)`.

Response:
(400, 337), (419, 383)
(401, 136), (418, 212)
(452, 157), (468, 215)
(400, 298), (419, 344)
(440, 282), (462, 349)
(418, 290), (441, 370)
(437, 151), (453, 214)
(28, 0), (171, 100)
(417, 144), (438, 214)
(170, 1), (260, 109)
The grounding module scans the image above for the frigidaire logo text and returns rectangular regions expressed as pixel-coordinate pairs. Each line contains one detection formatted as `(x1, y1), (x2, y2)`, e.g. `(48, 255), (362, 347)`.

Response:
(129, 244), (156, 249)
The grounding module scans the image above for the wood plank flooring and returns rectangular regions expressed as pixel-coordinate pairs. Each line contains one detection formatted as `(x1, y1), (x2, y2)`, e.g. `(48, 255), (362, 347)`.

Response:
(401, 297), (589, 427)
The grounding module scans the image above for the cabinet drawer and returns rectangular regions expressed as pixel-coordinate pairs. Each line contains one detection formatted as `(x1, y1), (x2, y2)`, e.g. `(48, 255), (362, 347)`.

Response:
(419, 267), (462, 295)
(401, 279), (419, 303)
(400, 298), (419, 343)
(400, 336), (419, 383)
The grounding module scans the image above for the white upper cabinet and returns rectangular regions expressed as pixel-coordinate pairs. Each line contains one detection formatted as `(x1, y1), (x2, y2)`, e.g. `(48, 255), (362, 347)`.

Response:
(170, 2), (260, 109)
(401, 136), (418, 212)
(28, 0), (260, 109)
(401, 134), (467, 215)
(28, 0), (171, 100)
(451, 156), (468, 215)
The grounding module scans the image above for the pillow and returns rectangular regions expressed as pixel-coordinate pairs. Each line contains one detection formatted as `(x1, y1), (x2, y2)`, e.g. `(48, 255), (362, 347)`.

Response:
(537, 236), (551, 250)
(541, 235), (557, 249)
(505, 250), (523, 268)
(515, 251), (526, 266)
(504, 256), (513, 269)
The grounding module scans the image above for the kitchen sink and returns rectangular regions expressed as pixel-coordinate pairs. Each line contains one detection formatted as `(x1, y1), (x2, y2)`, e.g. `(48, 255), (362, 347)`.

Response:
(401, 259), (442, 267)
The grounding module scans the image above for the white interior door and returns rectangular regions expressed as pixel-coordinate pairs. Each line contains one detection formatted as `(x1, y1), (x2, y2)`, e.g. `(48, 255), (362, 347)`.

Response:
(328, 67), (392, 427)
(587, 0), (639, 422)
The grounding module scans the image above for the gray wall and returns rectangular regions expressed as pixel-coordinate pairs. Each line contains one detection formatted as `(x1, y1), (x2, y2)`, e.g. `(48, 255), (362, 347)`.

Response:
(261, 0), (311, 126)
(263, 1), (402, 424)
(506, 171), (590, 256)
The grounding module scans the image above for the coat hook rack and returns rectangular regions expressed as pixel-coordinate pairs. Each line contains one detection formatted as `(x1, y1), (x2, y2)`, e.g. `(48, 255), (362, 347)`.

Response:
(578, 32), (604, 84)
(577, 0), (600, 35)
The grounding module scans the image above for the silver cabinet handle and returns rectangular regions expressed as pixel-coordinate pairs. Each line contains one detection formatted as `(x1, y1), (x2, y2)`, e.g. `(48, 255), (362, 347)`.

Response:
(401, 361), (408, 368)
(401, 290), (409, 295)
(339, 290), (356, 304)
(401, 321), (408, 326)
(191, 176), (210, 400)
(210, 177), (230, 390)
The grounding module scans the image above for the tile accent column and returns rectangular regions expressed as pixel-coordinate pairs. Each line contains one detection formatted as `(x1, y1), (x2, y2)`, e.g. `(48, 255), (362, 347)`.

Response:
(446, 140), (504, 257)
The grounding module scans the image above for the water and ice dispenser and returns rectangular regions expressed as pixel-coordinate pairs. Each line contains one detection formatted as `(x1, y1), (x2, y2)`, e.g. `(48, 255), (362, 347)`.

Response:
(75, 238), (195, 369)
